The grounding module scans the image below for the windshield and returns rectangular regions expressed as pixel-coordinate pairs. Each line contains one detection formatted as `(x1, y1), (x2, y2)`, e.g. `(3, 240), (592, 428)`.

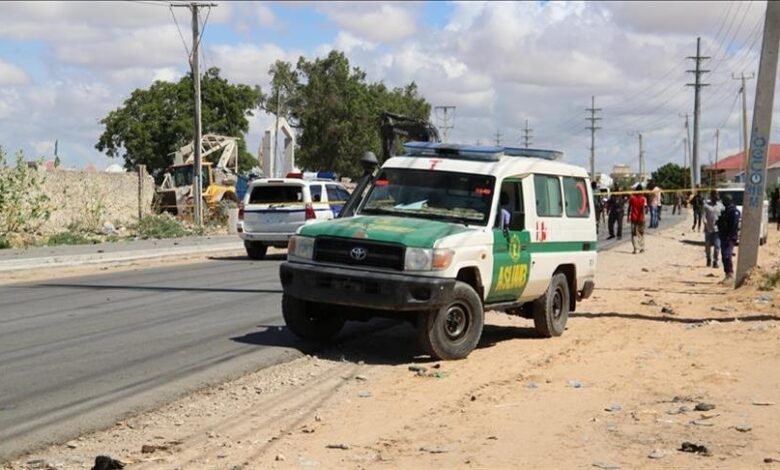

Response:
(171, 166), (210, 188)
(360, 168), (495, 225)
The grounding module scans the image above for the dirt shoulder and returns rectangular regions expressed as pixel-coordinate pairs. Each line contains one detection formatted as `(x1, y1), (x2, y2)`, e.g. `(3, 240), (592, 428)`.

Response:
(5, 220), (780, 469)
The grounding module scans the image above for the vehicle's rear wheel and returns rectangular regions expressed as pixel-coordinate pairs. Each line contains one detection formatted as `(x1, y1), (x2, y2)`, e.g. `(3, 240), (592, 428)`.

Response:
(533, 272), (570, 337)
(282, 295), (345, 341)
(244, 241), (267, 260)
(418, 281), (484, 360)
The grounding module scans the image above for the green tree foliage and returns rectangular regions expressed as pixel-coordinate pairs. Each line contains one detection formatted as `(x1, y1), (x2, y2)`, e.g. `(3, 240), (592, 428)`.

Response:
(650, 163), (688, 190)
(96, 68), (261, 178)
(0, 146), (51, 234)
(264, 51), (431, 178)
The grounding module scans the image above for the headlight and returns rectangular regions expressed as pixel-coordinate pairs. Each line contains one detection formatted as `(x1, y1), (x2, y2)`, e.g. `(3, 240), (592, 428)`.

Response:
(405, 248), (454, 271)
(288, 235), (315, 259)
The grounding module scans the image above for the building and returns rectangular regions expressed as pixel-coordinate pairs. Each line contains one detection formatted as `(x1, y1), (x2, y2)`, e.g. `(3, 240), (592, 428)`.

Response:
(609, 164), (648, 185)
(705, 144), (780, 183)
(768, 160), (780, 189)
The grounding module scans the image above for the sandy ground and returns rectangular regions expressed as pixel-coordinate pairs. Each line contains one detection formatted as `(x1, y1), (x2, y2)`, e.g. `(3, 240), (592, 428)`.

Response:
(5, 217), (780, 470)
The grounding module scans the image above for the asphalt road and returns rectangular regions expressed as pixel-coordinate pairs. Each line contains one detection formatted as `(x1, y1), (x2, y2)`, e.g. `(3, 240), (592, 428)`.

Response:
(0, 212), (685, 460)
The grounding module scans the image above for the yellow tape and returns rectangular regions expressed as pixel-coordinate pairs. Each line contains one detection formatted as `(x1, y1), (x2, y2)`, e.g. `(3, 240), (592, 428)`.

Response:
(605, 187), (721, 196)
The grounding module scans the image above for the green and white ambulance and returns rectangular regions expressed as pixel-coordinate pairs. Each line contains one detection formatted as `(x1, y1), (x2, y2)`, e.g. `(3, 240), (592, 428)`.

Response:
(279, 142), (597, 360)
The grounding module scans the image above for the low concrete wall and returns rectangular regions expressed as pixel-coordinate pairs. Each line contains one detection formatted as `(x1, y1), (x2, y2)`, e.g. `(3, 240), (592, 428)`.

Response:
(37, 168), (155, 233)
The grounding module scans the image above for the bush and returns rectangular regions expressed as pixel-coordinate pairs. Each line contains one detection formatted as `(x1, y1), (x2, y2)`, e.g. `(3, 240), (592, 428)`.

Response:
(0, 235), (10, 249)
(134, 213), (191, 239)
(759, 268), (780, 291)
(0, 147), (51, 233)
(47, 232), (96, 246)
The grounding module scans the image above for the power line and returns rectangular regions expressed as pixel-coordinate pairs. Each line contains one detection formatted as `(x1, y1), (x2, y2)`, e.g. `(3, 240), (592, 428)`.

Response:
(717, 87), (741, 129)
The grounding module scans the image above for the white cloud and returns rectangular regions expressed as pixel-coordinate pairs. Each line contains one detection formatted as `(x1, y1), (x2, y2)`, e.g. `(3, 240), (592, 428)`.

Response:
(210, 43), (296, 87)
(316, 2), (418, 42)
(256, 3), (277, 26)
(0, 59), (30, 86)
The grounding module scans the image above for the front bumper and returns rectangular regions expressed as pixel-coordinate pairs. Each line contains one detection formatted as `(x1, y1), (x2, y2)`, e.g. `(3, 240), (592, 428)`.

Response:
(279, 262), (456, 311)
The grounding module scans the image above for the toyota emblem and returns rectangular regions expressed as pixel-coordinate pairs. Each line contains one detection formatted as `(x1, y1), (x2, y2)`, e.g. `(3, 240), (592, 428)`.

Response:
(350, 246), (368, 261)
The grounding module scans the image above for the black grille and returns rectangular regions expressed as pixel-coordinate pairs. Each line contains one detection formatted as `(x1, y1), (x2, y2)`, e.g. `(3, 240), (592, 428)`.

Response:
(314, 237), (405, 271)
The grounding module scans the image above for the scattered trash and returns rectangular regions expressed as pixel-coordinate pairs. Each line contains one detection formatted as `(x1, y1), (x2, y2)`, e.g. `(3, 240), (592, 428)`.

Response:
(765, 457), (779, 463)
(694, 403), (715, 412)
(354, 375), (368, 381)
(141, 444), (167, 454)
(756, 294), (773, 304)
(101, 222), (116, 235)
(26, 460), (52, 470)
(679, 442), (710, 456)
(91, 456), (125, 470)
(750, 323), (770, 332)
(691, 419), (714, 427)
(752, 400), (775, 406)
(357, 391), (372, 398)
(471, 395), (477, 401)
(314, 413), (322, 422)
(672, 395), (695, 403)
(710, 305), (735, 312)
(734, 424), (752, 432)
(667, 406), (690, 415)
(648, 449), (665, 459)
(641, 268), (649, 272)
(567, 380), (584, 388)
(420, 446), (450, 454)
(275, 454), (286, 461)
(408, 365), (427, 374)
(487, 435), (498, 440)
(605, 404), (623, 412)
(661, 306), (677, 315)
(526, 382), (539, 389)
(65, 442), (78, 449)
(640, 299), (657, 306)
(592, 462), (620, 469)
(326, 444), (350, 450)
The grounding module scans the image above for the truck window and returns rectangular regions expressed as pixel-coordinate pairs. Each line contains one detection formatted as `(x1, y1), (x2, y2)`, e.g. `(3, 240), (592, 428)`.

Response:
(496, 181), (524, 230)
(326, 185), (347, 203)
(563, 177), (591, 218)
(534, 175), (563, 217)
(310, 185), (322, 202)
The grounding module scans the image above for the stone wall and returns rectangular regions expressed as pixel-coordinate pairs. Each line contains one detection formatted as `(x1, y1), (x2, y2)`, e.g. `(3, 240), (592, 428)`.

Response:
(36, 168), (155, 233)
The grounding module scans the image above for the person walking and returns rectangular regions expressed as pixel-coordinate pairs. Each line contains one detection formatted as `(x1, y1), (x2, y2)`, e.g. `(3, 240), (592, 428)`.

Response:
(717, 194), (741, 284)
(690, 186), (704, 231)
(771, 187), (779, 224)
(628, 185), (646, 254)
(703, 190), (723, 268)
(607, 190), (625, 240)
(672, 191), (683, 215)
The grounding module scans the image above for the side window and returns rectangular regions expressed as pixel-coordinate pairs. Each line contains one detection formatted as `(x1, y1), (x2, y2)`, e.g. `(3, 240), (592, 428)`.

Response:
(326, 185), (343, 202)
(495, 180), (524, 230)
(310, 185), (322, 202)
(534, 175), (563, 217)
(563, 177), (591, 218)
(338, 187), (351, 201)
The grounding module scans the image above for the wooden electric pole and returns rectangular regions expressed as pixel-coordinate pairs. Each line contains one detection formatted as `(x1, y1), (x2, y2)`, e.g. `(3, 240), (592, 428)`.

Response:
(735, 1), (780, 287)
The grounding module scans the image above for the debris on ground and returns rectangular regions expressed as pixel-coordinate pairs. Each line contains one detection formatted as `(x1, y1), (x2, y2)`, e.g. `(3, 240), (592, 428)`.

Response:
(647, 449), (665, 459)
(604, 404), (623, 412)
(325, 444), (350, 450)
(694, 402), (715, 412)
(592, 462), (620, 469)
(91, 455), (125, 470)
(679, 442), (710, 456)
(567, 380), (584, 388)
(661, 306), (677, 315)
(752, 400), (775, 406)
(419, 446), (450, 454)
(734, 424), (752, 432)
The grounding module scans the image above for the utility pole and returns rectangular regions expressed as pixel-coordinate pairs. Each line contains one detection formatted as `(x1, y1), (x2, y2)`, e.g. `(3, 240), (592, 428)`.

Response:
(522, 119), (533, 148)
(735, 1), (780, 287)
(585, 96), (602, 182)
(687, 36), (710, 187)
(173, 1), (217, 227)
(732, 72), (755, 178)
(638, 133), (645, 180)
(680, 113), (692, 186)
(494, 129), (502, 146)
(714, 128), (720, 186)
(272, 87), (281, 177)
(434, 106), (456, 142)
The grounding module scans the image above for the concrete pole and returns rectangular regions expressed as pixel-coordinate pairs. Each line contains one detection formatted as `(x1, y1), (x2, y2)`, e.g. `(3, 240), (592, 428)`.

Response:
(735, 0), (780, 287)
(191, 4), (203, 226)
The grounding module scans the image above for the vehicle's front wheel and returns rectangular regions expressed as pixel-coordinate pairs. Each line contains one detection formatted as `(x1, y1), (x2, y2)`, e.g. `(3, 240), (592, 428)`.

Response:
(418, 281), (484, 360)
(533, 272), (570, 337)
(282, 295), (345, 341)
(244, 241), (267, 260)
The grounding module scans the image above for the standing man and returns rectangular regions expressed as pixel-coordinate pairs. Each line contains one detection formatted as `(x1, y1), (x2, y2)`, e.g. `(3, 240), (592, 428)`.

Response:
(607, 189), (625, 240)
(628, 184), (646, 254)
(703, 190), (723, 268)
(649, 183), (661, 228)
(690, 186), (704, 231)
(672, 191), (683, 215)
(770, 187), (779, 224)
(717, 194), (741, 284)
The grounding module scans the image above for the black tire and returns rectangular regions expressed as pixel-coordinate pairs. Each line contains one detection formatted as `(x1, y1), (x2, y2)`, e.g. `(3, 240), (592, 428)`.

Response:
(418, 281), (484, 360)
(533, 272), (570, 338)
(282, 294), (345, 341)
(244, 241), (267, 260)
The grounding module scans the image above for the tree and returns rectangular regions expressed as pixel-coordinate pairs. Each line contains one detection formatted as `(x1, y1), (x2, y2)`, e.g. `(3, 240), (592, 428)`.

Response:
(650, 163), (688, 191)
(96, 68), (261, 178)
(264, 51), (431, 178)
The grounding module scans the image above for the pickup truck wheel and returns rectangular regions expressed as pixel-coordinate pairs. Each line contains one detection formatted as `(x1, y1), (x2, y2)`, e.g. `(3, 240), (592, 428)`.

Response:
(244, 241), (267, 260)
(418, 281), (484, 360)
(533, 272), (570, 337)
(282, 295), (344, 341)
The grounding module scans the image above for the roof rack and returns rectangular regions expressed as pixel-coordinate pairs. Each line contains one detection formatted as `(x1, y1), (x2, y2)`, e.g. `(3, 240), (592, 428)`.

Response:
(403, 141), (563, 161)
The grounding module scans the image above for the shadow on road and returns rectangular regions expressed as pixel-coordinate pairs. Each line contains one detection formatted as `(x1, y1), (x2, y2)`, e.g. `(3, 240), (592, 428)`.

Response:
(571, 311), (780, 324)
(231, 319), (541, 365)
(33, 283), (283, 294)
(680, 239), (706, 247)
(208, 254), (287, 262)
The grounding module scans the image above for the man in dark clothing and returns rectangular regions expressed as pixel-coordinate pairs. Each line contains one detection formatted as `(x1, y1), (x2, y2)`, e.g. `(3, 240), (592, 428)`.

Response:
(690, 187), (704, 231)
(607, 192), (624, 240)
(592, 181), (603, 234)
(771, 188), (779, 227)
(718, 194), (741, 284)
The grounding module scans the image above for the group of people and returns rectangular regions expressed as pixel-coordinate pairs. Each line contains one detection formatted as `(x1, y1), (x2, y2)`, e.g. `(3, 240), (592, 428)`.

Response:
(594, 183), (744, 283)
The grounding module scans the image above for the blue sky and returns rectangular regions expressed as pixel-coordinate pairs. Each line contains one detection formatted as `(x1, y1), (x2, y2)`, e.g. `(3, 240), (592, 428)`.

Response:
(0, 1), (773, 176)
